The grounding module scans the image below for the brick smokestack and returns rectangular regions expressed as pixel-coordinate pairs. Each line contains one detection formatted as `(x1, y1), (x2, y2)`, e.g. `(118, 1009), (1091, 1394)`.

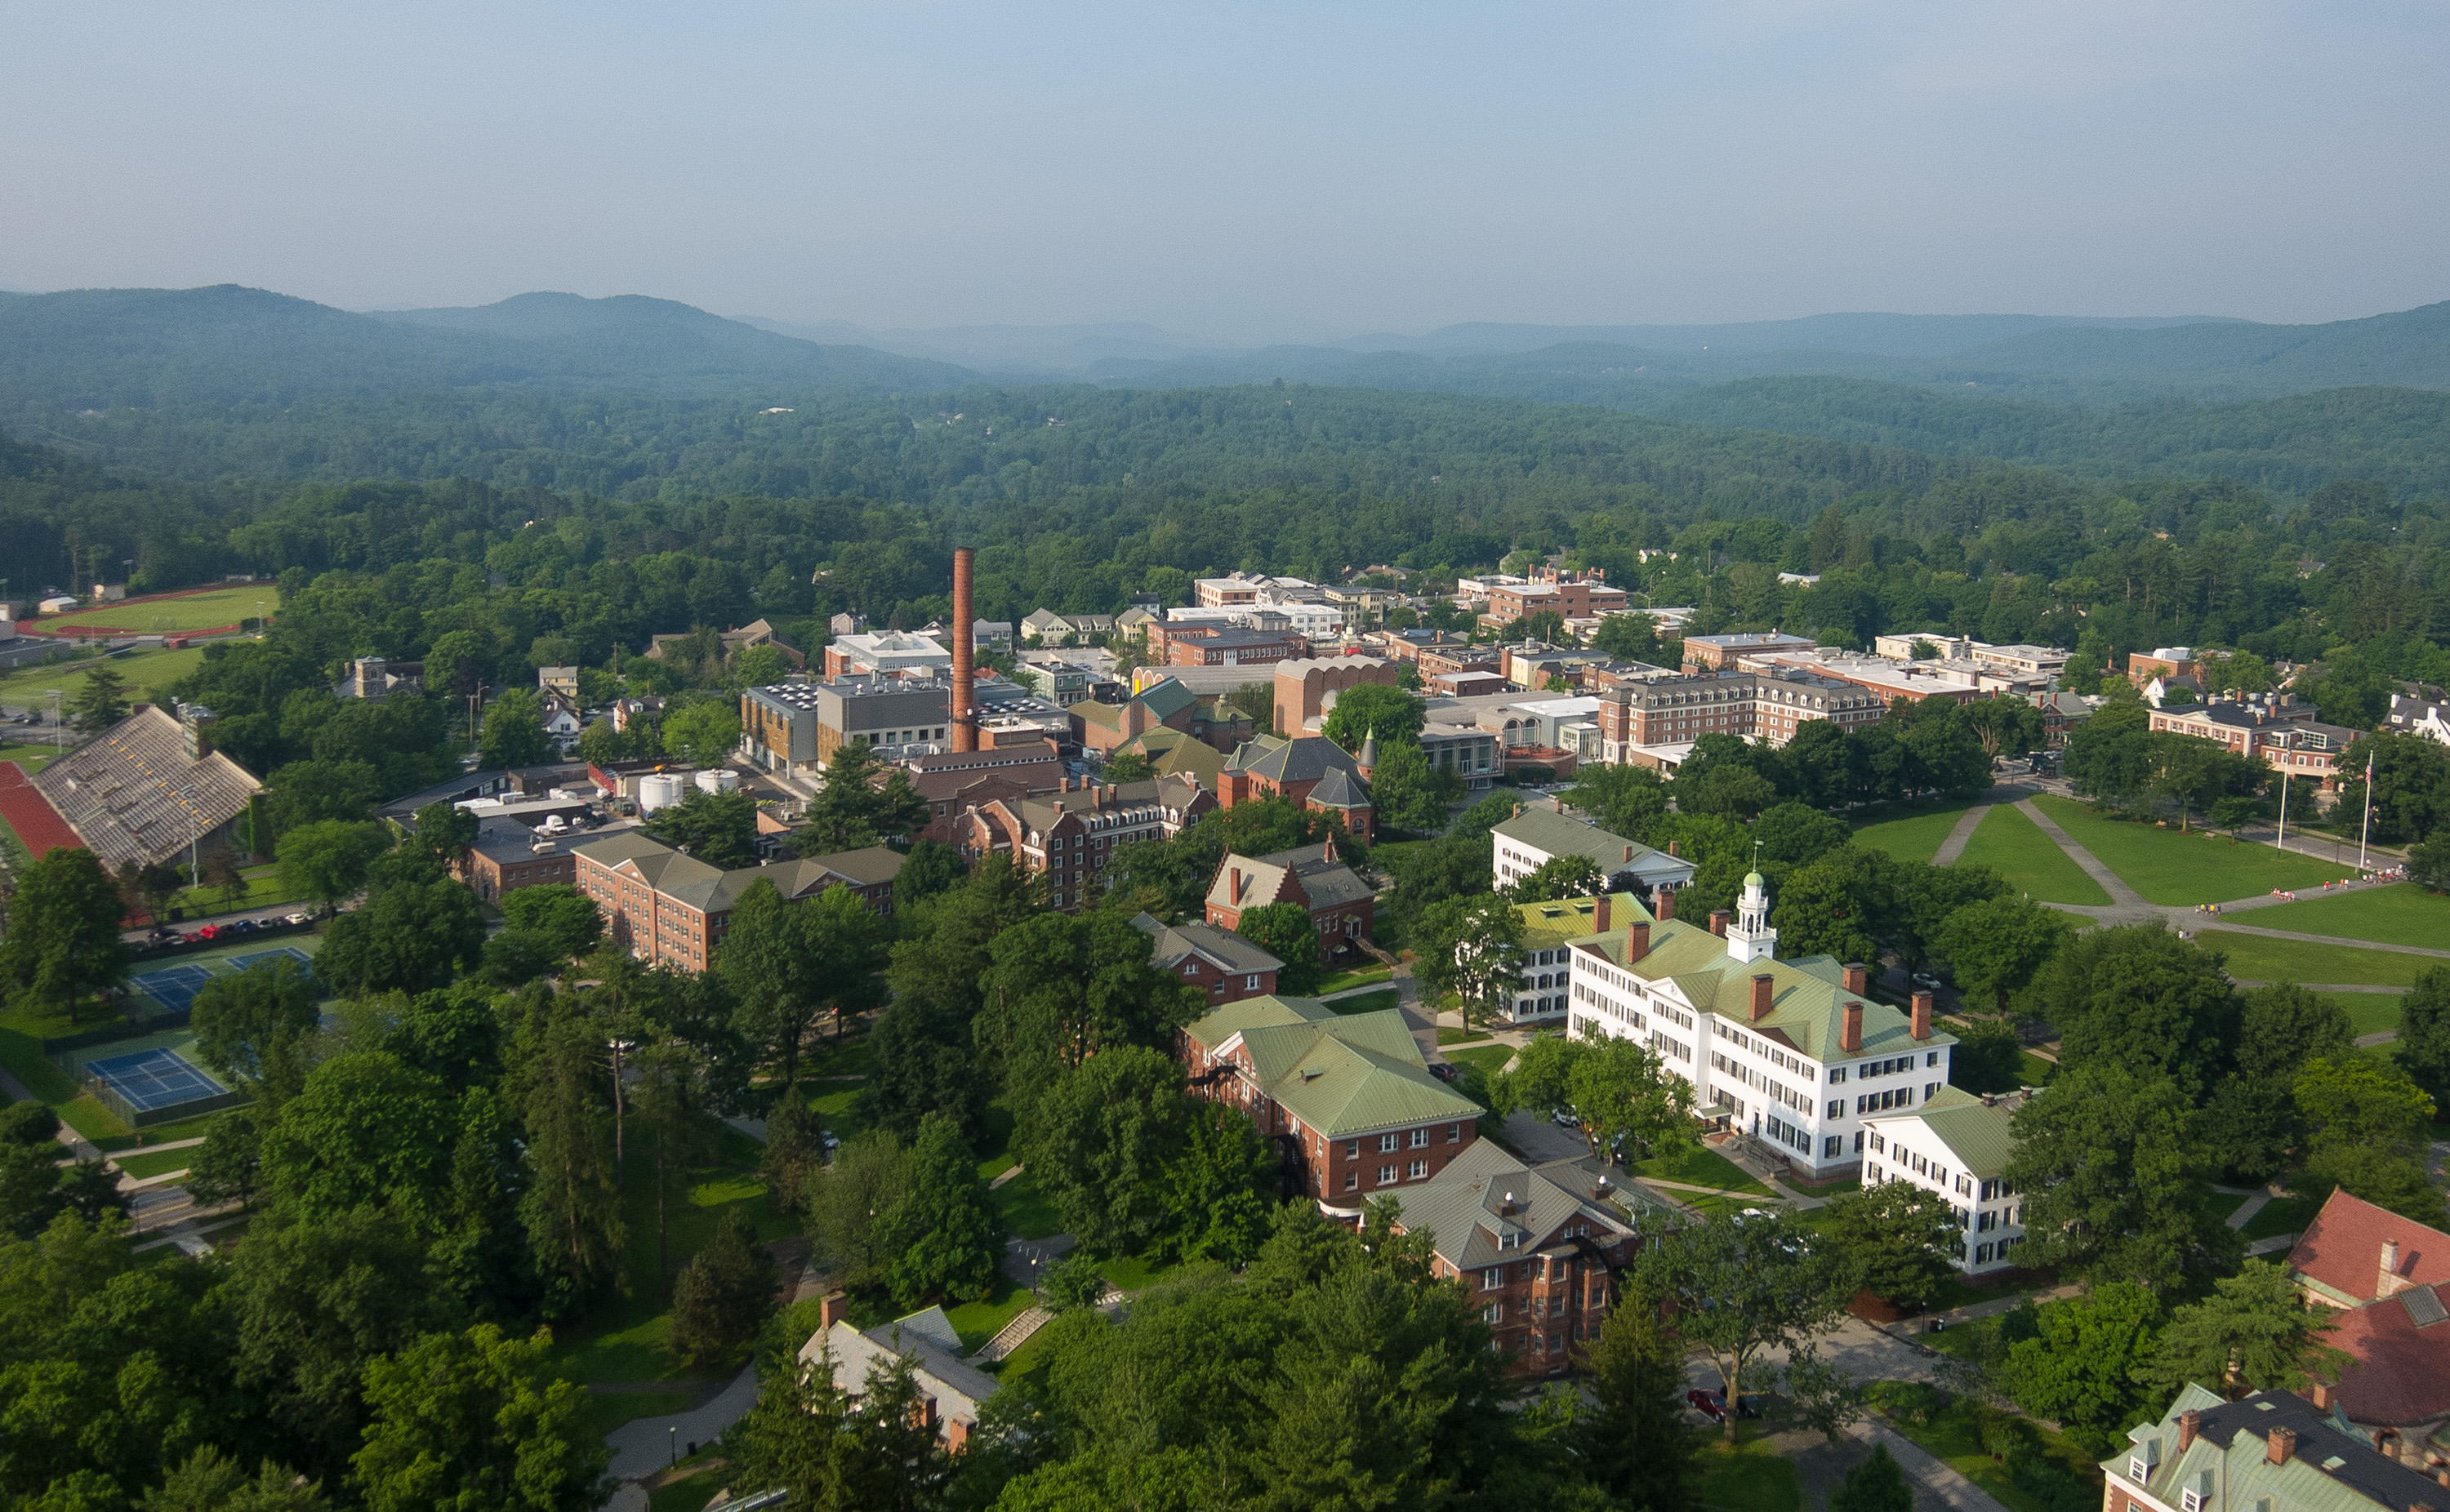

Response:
(2266, 1427), (2295, 1465)
(951, 547), (978, 753)
(1709, 909), (1731, 938)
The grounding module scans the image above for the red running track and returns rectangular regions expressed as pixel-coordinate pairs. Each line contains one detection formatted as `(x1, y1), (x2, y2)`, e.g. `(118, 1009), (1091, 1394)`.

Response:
(0, 761), (83, 860)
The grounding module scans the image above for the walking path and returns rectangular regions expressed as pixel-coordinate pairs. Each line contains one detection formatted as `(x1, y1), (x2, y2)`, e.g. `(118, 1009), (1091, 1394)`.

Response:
(1929, 803), (1994, 868)
(1851, 1418), (2015, 1512)
(601, 1363), (760, 1510)
(2013, 799), (2149, 910)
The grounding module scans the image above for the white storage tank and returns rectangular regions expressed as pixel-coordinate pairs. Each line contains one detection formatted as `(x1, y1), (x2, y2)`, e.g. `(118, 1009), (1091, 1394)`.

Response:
(696, 767), (742, 795)
(637, 774), (681, 813)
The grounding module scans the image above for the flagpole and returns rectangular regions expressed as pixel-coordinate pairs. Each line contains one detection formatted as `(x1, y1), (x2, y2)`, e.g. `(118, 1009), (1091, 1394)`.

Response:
(2274, 739), (2289, 855)
(2357, 754), (2374, 873)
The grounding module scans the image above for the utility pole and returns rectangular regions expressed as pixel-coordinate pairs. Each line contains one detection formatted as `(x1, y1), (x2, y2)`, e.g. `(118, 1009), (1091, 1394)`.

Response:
(2358, 754), (2375, 873)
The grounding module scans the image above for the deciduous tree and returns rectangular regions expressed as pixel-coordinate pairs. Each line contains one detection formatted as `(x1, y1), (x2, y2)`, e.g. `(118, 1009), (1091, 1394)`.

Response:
(2004, 1063), (2234, 1288)
(875, 1112), (1003, 1308)
(275, 819), (394, 912)
(1821, 1182), (1959, 1310)
(351, 1323), (611, 1512)
(0, 847), (129, 1022)
(1636, 1209), (1846, 1442)
(2142, 1258), (2348, 1399)
(2000, 1283), (2164, 1455)
(1233, 901), (1319, 993)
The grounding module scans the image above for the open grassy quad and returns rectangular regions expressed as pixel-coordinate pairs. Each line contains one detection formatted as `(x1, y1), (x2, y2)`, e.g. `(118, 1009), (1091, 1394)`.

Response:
(2030, 794), (2353, 905)
(0, 644), (210, 710)
(2199, 929), (2438, 989)
(33, 585), (276, 635)
(2235, 883), (2450, 949)
(1312, 964), (1393, 994)
(1849, 798), (1979, 865)
(1327, 988), (1401, 1016)
(1951, 803), (2113, 905)
(1628, 1142), (1771, 1195)
(547, 1120), (795, 1386)
(1441, 1043), (1515, 1079)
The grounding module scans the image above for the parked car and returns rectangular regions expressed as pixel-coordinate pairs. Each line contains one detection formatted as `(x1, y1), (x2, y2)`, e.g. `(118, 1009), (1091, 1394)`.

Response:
(817, 1128), (841, 1154)
(229, 918), (258, 934)
(145, 927), (181, 945)
(1909, 971), (1944, 990)
(1428, 1062), (1456, 1082)
(1550, 1109), (1579, 1130)
(284, 913), (310, 925)
(1685, 1389), (1726, 1424)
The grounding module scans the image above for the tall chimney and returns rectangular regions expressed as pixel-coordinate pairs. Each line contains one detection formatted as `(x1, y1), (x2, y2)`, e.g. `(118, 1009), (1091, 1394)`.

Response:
(1843, 962), (1868, 995)
(1709, 909), (1731, 938)
(2179, 1410), (2200, 1452)
(1655, 890), (1674, 923)
(1625, 920), (1649, 963)
(1842, 1002), (1863, 1053)
(2266, 1427), (2295, 1466)
(951, 547), (978, 752)
(1911, 991), (1933, 1041)
(1751, 974), (1774, 1021)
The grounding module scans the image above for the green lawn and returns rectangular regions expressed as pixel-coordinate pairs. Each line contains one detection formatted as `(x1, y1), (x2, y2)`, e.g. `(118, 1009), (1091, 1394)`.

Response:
(1096, 1252), (1192, 1293)
(944, 1278), (1037, 1354)
(1953, 803), (2112, 905)
(2031, 795), (2353, 905)
(1875, 1397), (2101, 1512)
(161, 865), (311, 921)
(0, 1026), (129, 1141)
(991, 1167), (1063, 1241)
(1921, 1267), (2042, 1314)
(1688, 1424), (1802, 1512)
(2018, 1052), (2056, 1085)
(36, 587), (276, 634)
(2201, 931), (2437, 989)
(0, 739), (63, 775)
(648, 1457), (736, 1512)
(1328, 989), (1400, 1017)
(1628, 1144), (1771, 1195)
(548, 1120), (795, 1386)
(1436, 1027), (1486, 1046)
(2321, 992), (2408, 1038)
(2236, 883), (2450, 950)
(1851, 799), (1980, 865)
(114, 1146), (198, 1180)
(1442, 1044), (1516, 1079)
(0, 645), (211, 709)
(1314, 965), (1394, 994)
(2202, 1190), (2252, 1224)
(973, 1102), (1018, 1180)
(2243, 1194), (2324, 1242)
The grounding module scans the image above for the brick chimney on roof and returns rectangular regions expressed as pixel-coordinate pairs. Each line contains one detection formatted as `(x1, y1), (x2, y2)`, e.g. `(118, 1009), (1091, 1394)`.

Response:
(1709, 909), (1731, 938)
(1625, 920), (1649, 963)
(2179, 1410), (2200, 1452)
(1842, 1002), (1863, 1054)
(1595, 894), (1612, 933)
(1655, 890), (1674, 923)
(2266, 1427), (2295, 1466)
(2382, 1239), (2408, 1298)
(1843, 962), (1868, 994)
(1751, 973), (1773, 1021)
(821, 1290), (849, 1329)
(1911, 991), (1932, 1041)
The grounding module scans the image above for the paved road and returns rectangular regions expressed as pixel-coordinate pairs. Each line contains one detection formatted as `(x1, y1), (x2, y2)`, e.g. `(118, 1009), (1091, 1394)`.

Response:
(601, 1364), (760, 1510)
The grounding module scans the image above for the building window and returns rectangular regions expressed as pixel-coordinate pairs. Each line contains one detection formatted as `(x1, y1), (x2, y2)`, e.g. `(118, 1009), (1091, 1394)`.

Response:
(1482, 1270), (1503, 1292)
(1447, 1123), (1461, 1143)
(1482, 1302), (1502, 1322)
(1379, 1133), (1400, 1154)
(1346, 1141), (1359, 1158)
(1409, 1128), (1429, 1149)
(1344, 1172), (1356, 1191)
(1378, 1165), (1396, 1185)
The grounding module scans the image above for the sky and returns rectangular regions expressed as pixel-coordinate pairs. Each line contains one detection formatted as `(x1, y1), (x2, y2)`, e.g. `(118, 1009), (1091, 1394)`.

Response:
(7, 2), (2448, 342)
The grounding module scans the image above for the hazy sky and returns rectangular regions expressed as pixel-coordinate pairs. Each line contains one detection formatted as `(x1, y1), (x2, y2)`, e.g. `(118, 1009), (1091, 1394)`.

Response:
(8, 2), (2447, 340)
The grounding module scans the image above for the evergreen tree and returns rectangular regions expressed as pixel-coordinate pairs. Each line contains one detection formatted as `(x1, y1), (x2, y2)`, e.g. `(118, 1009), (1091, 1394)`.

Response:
(1830, 1445), (1912, 1512)
(669, 1208), (778, 1368)
(1575, 1282), (1694, 1512)
(519, 1016), (625, 1305)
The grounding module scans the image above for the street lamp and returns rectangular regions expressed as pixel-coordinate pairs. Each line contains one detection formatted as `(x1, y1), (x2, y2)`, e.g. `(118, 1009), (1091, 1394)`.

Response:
(45, 689), (61, 752)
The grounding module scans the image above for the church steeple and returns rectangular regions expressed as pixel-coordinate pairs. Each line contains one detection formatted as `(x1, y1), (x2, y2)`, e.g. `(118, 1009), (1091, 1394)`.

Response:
(1726, 847), (1777, 963)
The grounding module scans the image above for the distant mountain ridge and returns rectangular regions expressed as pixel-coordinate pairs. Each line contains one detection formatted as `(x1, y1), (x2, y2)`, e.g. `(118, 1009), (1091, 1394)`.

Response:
(0, 285), (975, 411)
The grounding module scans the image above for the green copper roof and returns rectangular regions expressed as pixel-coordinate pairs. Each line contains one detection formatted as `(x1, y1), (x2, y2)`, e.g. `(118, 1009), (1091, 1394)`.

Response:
(1515, 892), (1650, 949)
(1186, 994), (1481, 1137)
(1869, 1085), (2028, 1179)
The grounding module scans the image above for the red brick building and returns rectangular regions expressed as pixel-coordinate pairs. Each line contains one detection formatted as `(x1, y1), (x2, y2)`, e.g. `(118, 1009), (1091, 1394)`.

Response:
(456, 816), (578, 904)
(574, 831), (905, 972)
(952, 774), (1214, 911)
(1177, 994), (1484, 1219)
(1217, 733), (1377, 840)
(1133, 913), (1283, 1005)
(1205, 842), (1376, 962)
(1162, 625), (1309, 668)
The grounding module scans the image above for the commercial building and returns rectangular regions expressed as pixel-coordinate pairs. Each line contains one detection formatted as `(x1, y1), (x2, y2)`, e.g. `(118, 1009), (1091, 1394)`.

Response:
(1490, 806), (1692, 899)
(1566, 873), (1954, 1181)
(2104, 1384), (2448, 1512)
(1195, 572), (1322, 609)
(1071, 675), (1200, 755)
(1592, 669), (1887, 761)
(1177, 994), (1484, 1219)
(574, 831), (905, 971)
(1681, 631), (1818, 671)
(1861, 1087), (2030, 1274)
(2283, 1190), (2450, 1469)
(952, 775), (1213, 911)
(1162, 625), (1310, 669)
(2149, 692), (2359, 791)
(902, 741), (1067, 834)
(739, 680), (953, 784)
(822, 629), (952, 679)
(456, 816), (579, 904)
(1134, 913), (1284, 1005)
(1205, 842), (1377, 962)
(1479, 576), (1628, 629)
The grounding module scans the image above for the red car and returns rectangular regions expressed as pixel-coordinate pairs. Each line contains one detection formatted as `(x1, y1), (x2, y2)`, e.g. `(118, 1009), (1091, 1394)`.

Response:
(1686, 1389), (1726, 1424)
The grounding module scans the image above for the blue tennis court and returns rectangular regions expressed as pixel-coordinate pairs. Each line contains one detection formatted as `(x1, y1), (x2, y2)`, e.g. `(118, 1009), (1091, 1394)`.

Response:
(229, 946), (315, 981)
(82, 1047), (225, 1114)
(129, 963), (214, 1014)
